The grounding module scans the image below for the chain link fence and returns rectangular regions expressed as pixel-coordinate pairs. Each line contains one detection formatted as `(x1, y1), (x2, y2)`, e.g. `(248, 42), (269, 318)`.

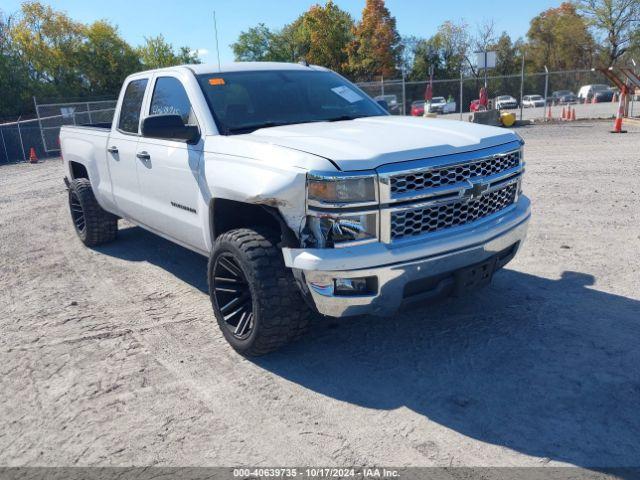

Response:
(0, 99), (116, 164)
(357, 68), (639, 121)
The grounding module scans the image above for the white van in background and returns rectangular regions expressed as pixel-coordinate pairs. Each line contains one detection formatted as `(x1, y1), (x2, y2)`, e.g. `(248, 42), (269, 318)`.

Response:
(577, 84), (610, 102)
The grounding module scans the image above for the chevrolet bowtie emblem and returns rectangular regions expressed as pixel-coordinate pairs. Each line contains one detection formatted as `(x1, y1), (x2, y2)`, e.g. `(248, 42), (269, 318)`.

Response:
(461, 181), (489, 201)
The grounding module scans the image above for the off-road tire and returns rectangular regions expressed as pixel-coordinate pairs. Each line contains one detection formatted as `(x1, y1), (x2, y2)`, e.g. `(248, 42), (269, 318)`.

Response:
(208, 228), (312, 356)
(68, 178), (118, 247)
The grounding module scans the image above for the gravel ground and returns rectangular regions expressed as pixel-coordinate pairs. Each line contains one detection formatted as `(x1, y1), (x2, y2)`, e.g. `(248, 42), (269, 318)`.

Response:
(0, 120), (639, 469)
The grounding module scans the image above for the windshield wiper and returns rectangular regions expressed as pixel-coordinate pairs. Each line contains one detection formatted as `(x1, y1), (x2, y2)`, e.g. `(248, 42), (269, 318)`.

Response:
(226, 121), (286, 135)
(325, 115), (367, 122)
(226, 119), (327, 135)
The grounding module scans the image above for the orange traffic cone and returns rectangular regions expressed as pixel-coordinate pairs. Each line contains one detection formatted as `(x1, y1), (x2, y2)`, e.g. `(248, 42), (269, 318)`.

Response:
(29, 147), (38, 164)
(611, 88), (627, 134)
(571, 107), (576, 121)
(547, 106), (553, 121)
(561, 107), (566, 120)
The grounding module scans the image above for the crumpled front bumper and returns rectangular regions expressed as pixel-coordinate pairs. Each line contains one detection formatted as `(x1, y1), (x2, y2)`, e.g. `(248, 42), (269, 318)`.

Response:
(282, 196), (531, 317)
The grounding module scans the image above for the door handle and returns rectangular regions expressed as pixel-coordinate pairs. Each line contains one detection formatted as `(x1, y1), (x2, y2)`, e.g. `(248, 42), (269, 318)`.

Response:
(136, 151), (150, 161)
(107, 146), (118, 154)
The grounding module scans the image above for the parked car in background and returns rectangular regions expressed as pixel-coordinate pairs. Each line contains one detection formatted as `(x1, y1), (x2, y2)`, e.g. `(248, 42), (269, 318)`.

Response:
(426, 96), (456, 114)
(495, 95), (518, 109)
(374, 94), (400, 114)
(469, 99), (486, 112)
(549, 90), (578, 105)
(410, 100), (425, 116)
(522, 95), (545, 108)
(577, 84), (609, 102)
(593, 89), (615, 103)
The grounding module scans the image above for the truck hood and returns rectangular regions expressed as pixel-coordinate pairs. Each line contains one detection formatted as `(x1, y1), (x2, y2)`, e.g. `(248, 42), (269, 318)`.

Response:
(244, 116), (519, 171)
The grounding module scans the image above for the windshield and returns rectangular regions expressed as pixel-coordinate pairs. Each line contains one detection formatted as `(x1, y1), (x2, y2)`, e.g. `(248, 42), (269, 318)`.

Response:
(497, 96), (511, 100)
(530, 95), (543, 100)
(431, 97), (445, 103)
(555, 90), (572, 96)
(197, 70), (385, 135)
(592, 85), (608, 91)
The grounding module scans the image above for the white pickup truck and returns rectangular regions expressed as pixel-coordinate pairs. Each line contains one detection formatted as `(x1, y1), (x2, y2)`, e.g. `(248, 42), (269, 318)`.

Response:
(60, 62), (530, 355)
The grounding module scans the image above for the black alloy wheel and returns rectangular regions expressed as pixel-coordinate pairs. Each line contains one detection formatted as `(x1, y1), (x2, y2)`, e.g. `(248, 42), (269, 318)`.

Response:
(69, 189), (86, 235)
(212, 253), (254, 339)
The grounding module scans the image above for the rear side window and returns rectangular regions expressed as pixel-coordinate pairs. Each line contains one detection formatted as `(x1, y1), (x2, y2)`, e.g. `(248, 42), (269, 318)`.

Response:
(149, 77), (194, 125)
(118, 79), (148, 133)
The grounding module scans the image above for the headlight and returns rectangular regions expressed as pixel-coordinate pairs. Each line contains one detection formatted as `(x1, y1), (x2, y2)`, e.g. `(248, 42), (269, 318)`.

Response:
(307, 172), (377, 207)
(305, 212), (378, 248)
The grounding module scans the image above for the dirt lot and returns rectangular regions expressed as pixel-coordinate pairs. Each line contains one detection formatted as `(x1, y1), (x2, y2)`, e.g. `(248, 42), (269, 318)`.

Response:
(1, 121), (639, 469)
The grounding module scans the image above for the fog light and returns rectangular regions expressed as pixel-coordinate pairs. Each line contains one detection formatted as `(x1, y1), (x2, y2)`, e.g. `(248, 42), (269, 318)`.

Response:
(334, 277), (375, 296)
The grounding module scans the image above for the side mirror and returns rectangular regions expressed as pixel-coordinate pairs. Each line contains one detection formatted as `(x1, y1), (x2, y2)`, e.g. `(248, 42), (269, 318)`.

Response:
(376, 99), (389, 111)
(142, 114), (199, 143)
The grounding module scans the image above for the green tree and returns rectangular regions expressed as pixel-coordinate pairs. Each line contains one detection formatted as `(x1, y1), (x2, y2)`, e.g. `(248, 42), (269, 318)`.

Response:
(0, 11), (32, 118)
(231, 2), (354, 72)
(492, 32), (522, 76)
(297, 1), (354, 72)
(8, 1), (84, 97)
(409, 21), (470, 80)
(138, 35), (176, 68)
(80, 20), (141, 95)
(138, 34), (200, 68)
(526, 2), (596, 70)
(577, 0), (640, 65)
(408, 37), (441, 80)
(176, 46), (202, 64)
(347, 0), (402, 80)
(231, 23), (281, 61)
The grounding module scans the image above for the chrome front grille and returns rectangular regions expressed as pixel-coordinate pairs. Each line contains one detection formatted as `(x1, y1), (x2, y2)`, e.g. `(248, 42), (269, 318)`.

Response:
(389, 150), (520, 196)
(390, 183), (518, 240)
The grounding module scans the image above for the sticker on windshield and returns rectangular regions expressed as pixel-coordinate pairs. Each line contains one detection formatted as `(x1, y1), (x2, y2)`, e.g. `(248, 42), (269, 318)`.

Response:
(331, 86), (363, 103)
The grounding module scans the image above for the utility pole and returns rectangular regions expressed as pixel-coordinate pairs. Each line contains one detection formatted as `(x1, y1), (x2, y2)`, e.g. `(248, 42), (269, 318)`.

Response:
(400, 65), (406, 115)
(459, 69), (464, 121)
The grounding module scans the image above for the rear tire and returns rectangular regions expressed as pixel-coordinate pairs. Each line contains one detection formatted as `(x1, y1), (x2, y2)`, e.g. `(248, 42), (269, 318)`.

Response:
(208, 228), (312, 356)
(68, 178), (118, 247)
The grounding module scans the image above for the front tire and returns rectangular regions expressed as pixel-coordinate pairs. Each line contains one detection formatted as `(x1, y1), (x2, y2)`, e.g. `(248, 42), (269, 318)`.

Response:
(208, 228), (312, 356)
(68, 178), (118, 247)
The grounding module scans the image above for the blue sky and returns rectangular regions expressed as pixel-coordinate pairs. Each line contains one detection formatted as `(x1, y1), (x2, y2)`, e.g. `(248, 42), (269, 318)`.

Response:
(3, 0), (562, 64)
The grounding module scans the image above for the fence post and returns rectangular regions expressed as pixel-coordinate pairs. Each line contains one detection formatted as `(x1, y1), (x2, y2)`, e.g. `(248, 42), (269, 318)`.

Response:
(459, 69), (464, 121)
(0, 127), (8, 163)
(33, 96), (48, 155)
(519, 55), (525, 122)
(401, 71), (406, 115)
(87, 101), (93, 124)
(543, 66), (549, 122)
(16, 115), (26, 162)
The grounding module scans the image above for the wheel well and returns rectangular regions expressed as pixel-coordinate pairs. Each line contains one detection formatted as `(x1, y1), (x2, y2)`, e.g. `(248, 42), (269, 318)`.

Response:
(69, 161), (89, 180)
(210, 199), (299, 248)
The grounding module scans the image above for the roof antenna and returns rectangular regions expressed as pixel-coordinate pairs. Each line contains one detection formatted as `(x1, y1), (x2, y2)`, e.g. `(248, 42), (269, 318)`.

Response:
(298, 58), (309, 67)
(213, 10), (221, 70)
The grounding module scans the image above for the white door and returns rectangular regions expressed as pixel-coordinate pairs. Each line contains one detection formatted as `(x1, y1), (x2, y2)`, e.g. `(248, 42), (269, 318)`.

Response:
(107, 77), (148, 221)
(135, 75), (205, 251)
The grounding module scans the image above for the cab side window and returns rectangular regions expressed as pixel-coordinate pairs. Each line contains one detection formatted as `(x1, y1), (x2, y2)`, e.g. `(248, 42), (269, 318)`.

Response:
(118, 79), (148, 134)
(149, 77), (196, 126)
